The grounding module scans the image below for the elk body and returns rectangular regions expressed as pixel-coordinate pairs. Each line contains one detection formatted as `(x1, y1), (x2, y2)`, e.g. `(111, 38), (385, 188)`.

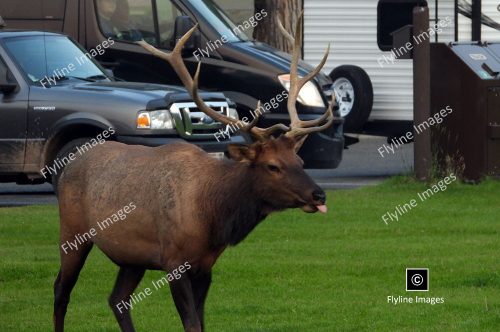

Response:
(54, 14), (336, 332)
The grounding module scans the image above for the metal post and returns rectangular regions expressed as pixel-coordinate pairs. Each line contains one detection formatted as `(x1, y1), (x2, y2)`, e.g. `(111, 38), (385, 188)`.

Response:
(471, 0), (482, 41)
(454, 0), (458, 41)
(413, 6), (431, 181)
(434, 0), (438, 42)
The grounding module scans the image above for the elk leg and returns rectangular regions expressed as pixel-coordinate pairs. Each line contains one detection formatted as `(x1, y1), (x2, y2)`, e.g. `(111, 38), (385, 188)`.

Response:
(169, 275), (201, 332)
(190, 271), (212, 331)
(53, 242), (93, 332)
(108, 267), (146, 332)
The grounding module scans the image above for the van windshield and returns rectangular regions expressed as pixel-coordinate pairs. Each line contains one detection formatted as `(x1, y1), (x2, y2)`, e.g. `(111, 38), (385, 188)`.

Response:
(94, 0), (249, 47)
(185, 0), (250, 42)
(4, 35), (108, 86)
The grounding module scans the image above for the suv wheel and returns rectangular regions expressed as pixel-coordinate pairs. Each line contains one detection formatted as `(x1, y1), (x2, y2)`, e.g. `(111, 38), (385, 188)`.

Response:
(330, 65), (373, 132)
(51, 138), (91, 194)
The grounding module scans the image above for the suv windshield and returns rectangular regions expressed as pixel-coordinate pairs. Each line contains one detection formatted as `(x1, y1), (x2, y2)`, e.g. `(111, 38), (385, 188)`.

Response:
(4, 35), (108, 85)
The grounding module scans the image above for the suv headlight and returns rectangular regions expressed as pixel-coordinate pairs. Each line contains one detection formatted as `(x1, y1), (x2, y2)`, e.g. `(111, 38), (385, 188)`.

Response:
(136, 110), (174, 129)
(278, 74), (325, 107)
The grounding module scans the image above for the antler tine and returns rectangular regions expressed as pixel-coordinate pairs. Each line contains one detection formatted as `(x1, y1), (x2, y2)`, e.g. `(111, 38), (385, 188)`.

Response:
(286, 94), (335, 139)
(284, 11), (304, 127)
(252, 124), (291, 141)
(238, 101), (290, 141)
(192, 62), (242, 127)
(296, 43), (330, 97)
(277, 11), (336, 140)
(137, 24), (198, 92)
(276, 15), (295, 45)
(287, 44), (333, 129)
(139, 31), (288, 142)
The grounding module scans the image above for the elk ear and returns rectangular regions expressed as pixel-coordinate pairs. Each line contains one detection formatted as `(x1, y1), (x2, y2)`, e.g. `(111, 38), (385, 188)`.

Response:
(227, 144), (260, 162)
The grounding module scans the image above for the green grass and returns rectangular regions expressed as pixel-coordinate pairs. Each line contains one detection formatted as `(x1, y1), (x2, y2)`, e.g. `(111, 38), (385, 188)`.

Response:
(0, 177), (499, 331)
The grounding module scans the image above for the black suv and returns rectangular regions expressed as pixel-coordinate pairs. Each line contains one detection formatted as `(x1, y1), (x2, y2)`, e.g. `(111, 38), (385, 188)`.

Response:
(0, 29), (244, 186)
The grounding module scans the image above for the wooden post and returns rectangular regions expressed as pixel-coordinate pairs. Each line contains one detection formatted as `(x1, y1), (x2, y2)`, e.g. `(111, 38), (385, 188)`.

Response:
(413, 6), (431, 181)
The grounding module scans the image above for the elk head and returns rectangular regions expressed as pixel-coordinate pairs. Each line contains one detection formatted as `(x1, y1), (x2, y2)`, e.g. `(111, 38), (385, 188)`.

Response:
(138, 12), (335, 214)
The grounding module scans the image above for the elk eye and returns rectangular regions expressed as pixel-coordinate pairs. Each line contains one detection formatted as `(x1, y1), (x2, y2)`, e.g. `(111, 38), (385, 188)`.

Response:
(267, 164), (281, 173)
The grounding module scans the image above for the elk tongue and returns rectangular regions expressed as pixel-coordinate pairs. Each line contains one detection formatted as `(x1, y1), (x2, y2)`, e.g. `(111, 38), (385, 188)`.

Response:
(316, 205), (327, 213)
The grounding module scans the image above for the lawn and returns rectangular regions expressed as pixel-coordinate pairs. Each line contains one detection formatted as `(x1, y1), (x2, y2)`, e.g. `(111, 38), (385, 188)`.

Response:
(0, 177), (499, 331)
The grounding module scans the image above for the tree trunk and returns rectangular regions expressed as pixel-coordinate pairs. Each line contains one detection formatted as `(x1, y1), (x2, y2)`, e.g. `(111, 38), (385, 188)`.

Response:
(253, 0), (303, 55)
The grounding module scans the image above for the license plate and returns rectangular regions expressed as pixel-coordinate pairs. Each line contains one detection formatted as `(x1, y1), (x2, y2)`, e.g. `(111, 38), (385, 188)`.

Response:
(209, 152), (226, 160)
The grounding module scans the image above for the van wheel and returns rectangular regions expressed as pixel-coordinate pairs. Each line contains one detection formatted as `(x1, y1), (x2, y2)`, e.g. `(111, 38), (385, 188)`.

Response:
(51, 138), (91, 194)
(329, 65), (373, 132)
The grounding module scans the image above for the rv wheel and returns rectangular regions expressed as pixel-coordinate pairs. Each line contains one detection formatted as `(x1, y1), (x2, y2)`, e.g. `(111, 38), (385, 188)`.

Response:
(330, 65), (373, 132)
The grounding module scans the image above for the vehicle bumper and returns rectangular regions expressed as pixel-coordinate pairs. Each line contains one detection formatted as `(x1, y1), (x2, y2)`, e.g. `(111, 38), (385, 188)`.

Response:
(115, 134), (248, 153)
(260, 113), (345, 169)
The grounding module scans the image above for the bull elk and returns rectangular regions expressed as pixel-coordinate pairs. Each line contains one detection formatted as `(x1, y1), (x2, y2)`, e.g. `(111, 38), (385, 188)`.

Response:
(54, 13), (336, 332)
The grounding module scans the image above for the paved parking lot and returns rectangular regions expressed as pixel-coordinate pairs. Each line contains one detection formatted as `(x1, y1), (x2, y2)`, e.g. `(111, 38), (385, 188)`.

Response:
(309, 134), (413, 188)
(0, 135), (413, 206)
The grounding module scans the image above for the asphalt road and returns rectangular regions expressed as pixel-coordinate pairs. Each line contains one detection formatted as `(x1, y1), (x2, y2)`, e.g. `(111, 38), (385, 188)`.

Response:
(0, 135), (413, 207)
(309, 134), (414, 188)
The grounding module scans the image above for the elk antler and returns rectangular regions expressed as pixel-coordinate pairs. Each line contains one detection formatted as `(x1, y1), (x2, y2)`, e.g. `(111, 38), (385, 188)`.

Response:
(277, 12), (336, 147)
(138, 26), (289, 142)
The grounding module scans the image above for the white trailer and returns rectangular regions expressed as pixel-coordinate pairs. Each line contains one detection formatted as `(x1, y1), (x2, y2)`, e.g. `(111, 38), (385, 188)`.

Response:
(303, 0), (500, 127)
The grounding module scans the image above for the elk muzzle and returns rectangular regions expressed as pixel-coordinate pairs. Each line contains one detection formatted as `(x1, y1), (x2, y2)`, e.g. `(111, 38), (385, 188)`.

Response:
(301, 186), (328, 214)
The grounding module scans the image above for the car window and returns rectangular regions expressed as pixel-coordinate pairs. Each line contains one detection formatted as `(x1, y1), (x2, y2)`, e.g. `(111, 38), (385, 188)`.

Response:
(95, 0), (154, 44)
(157, 0), (183, 49)
(4, 38), (47, 82)
(4, 35), (106, 85)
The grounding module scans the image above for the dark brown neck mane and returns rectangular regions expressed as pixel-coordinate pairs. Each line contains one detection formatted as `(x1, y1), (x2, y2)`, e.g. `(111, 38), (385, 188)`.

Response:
(197, 160), (276, 248)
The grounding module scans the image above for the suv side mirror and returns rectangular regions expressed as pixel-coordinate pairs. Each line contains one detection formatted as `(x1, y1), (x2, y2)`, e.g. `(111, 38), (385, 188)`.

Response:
(173, 16), (200, 51)
(0, 70), (17, 94)
(0, 83), (17, 94)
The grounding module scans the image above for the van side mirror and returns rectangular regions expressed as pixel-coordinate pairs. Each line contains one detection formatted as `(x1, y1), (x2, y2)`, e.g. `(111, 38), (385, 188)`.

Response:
(103, 68), (115, 79)
(173, 16), (200, 51)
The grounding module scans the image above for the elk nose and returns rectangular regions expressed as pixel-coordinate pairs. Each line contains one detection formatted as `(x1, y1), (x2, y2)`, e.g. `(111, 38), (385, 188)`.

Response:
(312, 189), (326, 203)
